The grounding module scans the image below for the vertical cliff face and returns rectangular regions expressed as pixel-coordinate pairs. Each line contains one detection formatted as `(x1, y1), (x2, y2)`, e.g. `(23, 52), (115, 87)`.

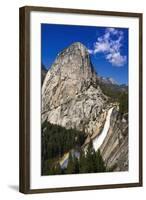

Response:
(100, 108), (128, 171)
(42, 42), (108, 136)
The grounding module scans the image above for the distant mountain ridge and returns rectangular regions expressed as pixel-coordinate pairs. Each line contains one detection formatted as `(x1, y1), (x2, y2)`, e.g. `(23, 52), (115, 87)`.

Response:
(98, 76), (118, 85)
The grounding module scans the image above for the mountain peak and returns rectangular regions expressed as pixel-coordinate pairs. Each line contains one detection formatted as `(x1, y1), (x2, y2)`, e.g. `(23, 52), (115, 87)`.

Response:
(57, 42), (88, 58)
(98, 76), (118, 85)
(41, 42), (108, 132)
(69, 42), (87, 50)
(47, 42), (97, 84)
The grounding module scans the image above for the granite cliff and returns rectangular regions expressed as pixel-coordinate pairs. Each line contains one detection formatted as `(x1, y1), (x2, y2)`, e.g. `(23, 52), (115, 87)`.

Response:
(42, 42), (108, 136)
(41, 42), (128, 172)
(99, 107), (128, 171)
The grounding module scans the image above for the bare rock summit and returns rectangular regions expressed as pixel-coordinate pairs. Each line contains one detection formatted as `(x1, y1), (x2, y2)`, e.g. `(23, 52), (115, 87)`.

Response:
(42, 42), (108, 136)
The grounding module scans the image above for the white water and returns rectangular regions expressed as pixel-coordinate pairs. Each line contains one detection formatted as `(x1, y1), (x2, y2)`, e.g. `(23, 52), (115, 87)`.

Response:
(93, 107), (114, 152)
(60, 107), (114, 168)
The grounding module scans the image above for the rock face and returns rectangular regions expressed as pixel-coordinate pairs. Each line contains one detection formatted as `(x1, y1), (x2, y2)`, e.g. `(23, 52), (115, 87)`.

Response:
(42, 42), (108, 136)
(100, 107), (128, 171)
(41, 64), (47, 85)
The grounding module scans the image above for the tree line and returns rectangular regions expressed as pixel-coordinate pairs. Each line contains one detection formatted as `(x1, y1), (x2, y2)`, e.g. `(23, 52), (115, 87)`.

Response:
(41, 121), (86, 175)
(99, 82), (128, 115)
(43, 142), (106, 175)
(65, 142), (106, 175)
(41, 121), (107, 175)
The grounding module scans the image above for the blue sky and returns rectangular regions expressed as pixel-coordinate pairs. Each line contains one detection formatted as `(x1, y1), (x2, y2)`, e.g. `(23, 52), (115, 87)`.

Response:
(41, 24), (128, 85)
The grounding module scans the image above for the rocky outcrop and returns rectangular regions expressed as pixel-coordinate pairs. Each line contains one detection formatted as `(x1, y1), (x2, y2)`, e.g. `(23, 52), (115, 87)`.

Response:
(42, 42), (108, 136)
(100, 107), (128, 171)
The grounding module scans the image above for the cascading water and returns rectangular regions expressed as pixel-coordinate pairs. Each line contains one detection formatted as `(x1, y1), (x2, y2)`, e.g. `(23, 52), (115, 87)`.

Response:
(93, 107), (114, 151)
(60, 107), (114, 169)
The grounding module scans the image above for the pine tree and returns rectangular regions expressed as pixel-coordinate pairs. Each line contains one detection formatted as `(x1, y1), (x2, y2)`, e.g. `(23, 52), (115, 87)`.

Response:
(74, 157), (79, 173)
(66, 152), (74, 174)
(85, 141), (97, 173)
(55, 163), (62, 175)
(96, 149), (106, 172)
(79, 150), (87, 173)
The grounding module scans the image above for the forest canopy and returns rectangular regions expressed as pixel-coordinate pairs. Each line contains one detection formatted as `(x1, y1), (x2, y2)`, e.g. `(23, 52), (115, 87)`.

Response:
(41, 122), (107, 175)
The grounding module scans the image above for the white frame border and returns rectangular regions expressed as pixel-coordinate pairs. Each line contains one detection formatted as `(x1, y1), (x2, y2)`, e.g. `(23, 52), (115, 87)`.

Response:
(30, 10), (140, 189)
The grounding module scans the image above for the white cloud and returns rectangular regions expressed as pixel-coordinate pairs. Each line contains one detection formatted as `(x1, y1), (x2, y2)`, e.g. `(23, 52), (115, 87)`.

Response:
(106, 52), (126, 66)
(88, 49), (93, 54)
(107, 27), (118, 35)
(94, 41), (110, 53)
(88, 28), (127, 67)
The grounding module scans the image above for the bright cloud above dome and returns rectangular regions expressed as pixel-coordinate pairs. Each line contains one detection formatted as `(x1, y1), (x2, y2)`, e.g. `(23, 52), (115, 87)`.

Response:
(88, 28), (127, 67)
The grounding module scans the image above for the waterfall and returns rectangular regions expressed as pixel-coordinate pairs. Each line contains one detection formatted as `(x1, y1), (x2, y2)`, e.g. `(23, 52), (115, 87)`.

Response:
(93, 107), (114, 151)
(60, 107), (114, 169)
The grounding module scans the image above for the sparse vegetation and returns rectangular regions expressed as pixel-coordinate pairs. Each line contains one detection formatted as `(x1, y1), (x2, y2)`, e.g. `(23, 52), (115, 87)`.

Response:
(99, 82), (128, 115)
(119, 92), (128, 115)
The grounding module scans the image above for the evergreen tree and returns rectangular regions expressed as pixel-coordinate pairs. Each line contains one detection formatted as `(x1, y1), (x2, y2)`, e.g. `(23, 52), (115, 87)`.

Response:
(41, 121), (107, 175)
(54, 163), (62, 175)
(74, 156), (79, 174)
(79, 150), (87, 173)
(86, 141), (96, 173)
(119, 92), (128, 115)
(66, 152), (74, 174)
(96, 149), (106, 172)
(41, 121), (86, 175)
